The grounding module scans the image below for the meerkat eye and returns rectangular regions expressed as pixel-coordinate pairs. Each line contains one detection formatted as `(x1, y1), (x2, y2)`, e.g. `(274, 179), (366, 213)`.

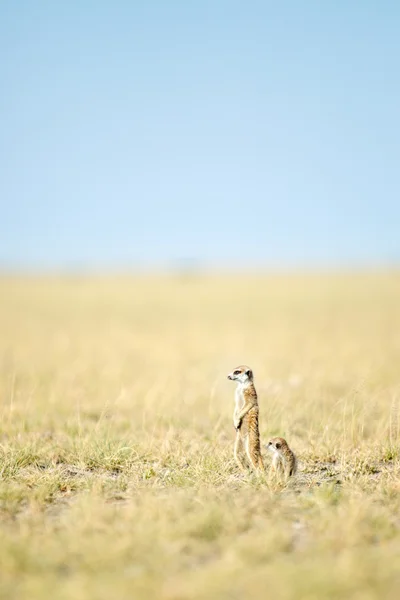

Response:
(275, 443), (281, 449)
(233, 370), (241, 375)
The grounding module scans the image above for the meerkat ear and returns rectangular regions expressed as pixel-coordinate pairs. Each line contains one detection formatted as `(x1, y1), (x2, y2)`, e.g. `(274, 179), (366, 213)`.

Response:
(246, 369), (252, 378)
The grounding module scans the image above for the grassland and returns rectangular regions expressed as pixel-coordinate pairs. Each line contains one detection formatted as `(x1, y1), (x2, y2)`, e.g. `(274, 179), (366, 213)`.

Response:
(1, 272), (400, 599)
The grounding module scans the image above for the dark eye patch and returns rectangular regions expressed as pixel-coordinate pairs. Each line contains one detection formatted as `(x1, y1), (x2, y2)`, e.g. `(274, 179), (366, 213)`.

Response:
(275, 443), (281, 449)
(233, 370), (241, 375)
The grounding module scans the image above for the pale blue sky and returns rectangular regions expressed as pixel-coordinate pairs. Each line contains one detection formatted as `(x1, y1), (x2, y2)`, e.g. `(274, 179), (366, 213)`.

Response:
(1, 1), (399, 269)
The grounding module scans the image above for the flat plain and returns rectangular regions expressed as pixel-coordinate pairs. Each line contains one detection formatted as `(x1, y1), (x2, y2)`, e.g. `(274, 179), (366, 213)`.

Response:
(1, 272), (400, 599)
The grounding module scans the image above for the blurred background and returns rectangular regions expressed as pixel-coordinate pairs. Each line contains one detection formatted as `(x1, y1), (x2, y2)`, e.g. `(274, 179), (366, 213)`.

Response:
(1, 0), (399, 272)
(1, 9), (400, 597)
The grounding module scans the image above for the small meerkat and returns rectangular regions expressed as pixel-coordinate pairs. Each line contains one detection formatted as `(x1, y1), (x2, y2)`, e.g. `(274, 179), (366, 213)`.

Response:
(267, 437), (297, 478)
(227, 365), (265, 473)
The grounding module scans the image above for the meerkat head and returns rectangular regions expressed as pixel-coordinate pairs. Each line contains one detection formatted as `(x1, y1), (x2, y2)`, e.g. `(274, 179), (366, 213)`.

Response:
(267, 437), (288, 454)
(227, 365), (253, 385)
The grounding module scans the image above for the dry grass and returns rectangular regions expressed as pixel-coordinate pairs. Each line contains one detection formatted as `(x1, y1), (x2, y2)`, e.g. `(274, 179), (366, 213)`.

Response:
(1, 272), (400, 599)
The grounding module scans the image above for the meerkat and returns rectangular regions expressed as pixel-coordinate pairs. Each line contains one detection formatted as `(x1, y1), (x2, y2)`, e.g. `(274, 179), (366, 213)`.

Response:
(267, 437), (297, 479)
(227, 365), (265, 473)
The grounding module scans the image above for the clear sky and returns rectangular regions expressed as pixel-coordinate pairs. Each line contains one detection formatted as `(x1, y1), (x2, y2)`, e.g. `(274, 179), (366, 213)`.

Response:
(1, 1), (399, 270)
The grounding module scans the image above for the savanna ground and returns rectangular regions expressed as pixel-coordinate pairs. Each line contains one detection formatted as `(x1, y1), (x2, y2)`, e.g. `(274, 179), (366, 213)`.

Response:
(1, 272), (400, 599)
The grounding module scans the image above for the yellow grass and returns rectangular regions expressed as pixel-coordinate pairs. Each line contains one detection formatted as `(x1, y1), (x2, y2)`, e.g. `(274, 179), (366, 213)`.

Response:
(1, 272), (400, 599)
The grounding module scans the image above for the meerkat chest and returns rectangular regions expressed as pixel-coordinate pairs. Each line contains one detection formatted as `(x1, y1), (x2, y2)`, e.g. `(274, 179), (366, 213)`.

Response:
(235, 387), (245, 409)
(234, 386), (245, 414)
(273, 451), (284, 468)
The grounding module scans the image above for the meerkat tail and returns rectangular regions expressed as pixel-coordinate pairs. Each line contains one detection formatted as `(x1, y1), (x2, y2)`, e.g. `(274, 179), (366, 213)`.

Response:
(244, 433), (263, 473)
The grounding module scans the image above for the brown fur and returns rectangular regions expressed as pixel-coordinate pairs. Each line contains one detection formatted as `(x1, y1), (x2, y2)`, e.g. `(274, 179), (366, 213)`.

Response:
(228, 365), (265, 473)
(267, 436), (297, 478)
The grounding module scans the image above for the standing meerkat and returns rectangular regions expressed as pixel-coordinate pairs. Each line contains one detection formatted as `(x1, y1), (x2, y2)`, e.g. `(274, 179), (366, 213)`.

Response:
(267, 437), (297, 479)
(227, 365), (265, 473)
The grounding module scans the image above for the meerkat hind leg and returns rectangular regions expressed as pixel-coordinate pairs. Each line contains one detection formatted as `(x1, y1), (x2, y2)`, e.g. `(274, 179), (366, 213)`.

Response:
(234, 433), (247, 472)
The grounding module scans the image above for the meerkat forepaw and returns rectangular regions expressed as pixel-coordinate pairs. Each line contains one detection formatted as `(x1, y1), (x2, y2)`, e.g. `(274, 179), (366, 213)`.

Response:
(234, 419), (241, 431)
